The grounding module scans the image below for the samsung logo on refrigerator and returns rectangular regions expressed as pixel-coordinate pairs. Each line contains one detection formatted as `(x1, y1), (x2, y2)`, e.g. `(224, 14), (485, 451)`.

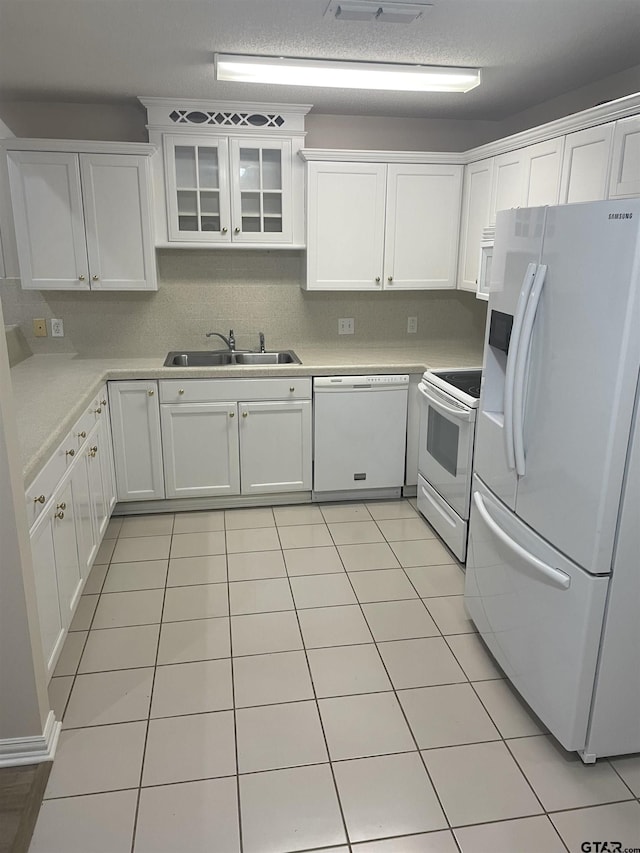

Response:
(608, 213), (634, 219)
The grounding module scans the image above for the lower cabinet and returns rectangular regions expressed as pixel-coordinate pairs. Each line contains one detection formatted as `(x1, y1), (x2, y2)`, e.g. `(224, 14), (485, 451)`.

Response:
(27, 383), (115, 679)
(239, 400), (312, 494)
(108, 381), (164, 501)
(161, 402), (240, 498)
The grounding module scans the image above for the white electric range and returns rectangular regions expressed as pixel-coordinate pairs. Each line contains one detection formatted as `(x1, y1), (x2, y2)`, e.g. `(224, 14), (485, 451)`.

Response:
(416, 368), (482, 562)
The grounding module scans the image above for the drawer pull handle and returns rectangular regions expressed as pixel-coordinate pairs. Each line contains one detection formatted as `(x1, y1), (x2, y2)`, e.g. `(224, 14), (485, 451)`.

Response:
(55, 510), (65, 520)
(77, 430), (86, 439)
(34, 494), (46, 504)
(66, 448), (75, 457)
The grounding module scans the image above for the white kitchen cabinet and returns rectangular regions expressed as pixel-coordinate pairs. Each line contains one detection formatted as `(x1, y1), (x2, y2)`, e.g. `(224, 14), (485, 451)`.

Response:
(108, 381), (165, 502)
(29, 474), (82, 678)
(305, 159), (462, 291)
(157, 378), (312, 499)
(559, 123), (614, 204)
(71, 436), (97, 580)
(608, 115), (640, 198)
(489, 138), (562, 223)
(161, 402), (240, 498)
(384, 164), (462, 290)
(239, 400), (312, 494)
(306, 161), (386, 291)
(7, 148), (157, 291)
(164, 134), (295, 245)
(457, 158), (494, 292)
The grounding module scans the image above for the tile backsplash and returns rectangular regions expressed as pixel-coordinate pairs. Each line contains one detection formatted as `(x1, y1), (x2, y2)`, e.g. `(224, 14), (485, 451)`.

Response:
(1, 250), (486, 358)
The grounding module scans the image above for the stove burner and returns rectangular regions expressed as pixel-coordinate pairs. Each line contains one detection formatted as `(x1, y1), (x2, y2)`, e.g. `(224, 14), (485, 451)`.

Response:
(432, 369), (482, 399)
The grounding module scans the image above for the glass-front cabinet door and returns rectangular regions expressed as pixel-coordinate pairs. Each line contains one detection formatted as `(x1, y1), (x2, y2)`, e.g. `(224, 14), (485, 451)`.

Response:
(229, 139), (292, 243)
(164, 135), (231, 242)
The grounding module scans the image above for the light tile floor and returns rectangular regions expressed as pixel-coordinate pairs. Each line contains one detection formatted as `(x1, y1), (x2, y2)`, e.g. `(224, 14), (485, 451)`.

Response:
(34, 500), (640, 853)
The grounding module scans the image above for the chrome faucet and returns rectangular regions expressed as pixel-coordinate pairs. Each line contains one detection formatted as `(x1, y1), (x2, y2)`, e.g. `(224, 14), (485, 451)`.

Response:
(258, 332), (265, 353)
(205, 329), (235, 351)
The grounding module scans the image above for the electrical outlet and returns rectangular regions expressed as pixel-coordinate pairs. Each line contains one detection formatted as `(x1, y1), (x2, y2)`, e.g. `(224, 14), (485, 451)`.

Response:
(338, 318), (355, 335)
(407, 316), (418, 334)
(50, 318), (64, 337)
(33, 318), (47, 337)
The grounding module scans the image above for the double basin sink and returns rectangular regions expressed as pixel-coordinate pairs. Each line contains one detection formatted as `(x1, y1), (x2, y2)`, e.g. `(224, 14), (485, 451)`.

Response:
(164, 350), (301, 367)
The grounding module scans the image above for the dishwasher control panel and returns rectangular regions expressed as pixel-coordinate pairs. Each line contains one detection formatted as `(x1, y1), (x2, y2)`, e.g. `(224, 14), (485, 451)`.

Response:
(314, 375), (409, 389)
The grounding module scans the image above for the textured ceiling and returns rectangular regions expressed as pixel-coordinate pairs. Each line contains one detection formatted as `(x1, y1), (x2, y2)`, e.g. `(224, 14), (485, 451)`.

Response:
(0, 0), (639, 119)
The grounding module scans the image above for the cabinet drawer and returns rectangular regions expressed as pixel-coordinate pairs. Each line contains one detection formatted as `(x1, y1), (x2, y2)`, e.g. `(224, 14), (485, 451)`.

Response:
(159, 377), (311, 403)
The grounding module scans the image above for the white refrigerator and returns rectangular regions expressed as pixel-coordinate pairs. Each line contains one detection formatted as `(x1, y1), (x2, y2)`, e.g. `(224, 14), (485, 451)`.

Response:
(465, 199), (640, 761)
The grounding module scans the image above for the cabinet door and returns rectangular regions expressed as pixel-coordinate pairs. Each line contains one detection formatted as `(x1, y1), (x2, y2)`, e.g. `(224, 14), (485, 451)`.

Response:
(71, 446), (97, 580)
(30, 509), (64, 678)
(229, 138), (292, 243)
(559, 123), (614, 204)
(96, 391), (117, 515)
(457, 158), (494, 292)
(306, 162), (386, 291)
(161, 402), (240, 498)
(87, 431), (109, 542)
(108, 382), (165, 501)
(239, 400), (312, 494)
(384, 164), (462, 290)
(609, 116), (640, 198)
(523, 137), (563, 207)
(164, 135), (231, 242)
(80, 154), (157, 291)
(7, 151), (89, 290)
(52, 478), (83, 629)
(489, 150), (526, 224)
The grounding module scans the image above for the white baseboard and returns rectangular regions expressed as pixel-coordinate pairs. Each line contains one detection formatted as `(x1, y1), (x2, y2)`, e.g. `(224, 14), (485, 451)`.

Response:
(0, 711), (61, 767)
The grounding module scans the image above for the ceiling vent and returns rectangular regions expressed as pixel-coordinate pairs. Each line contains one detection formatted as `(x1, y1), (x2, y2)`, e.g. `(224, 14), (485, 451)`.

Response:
(324, 1), (432, 24)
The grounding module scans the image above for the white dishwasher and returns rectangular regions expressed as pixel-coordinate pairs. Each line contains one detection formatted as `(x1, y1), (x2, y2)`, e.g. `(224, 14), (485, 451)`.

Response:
(313, 375), (409, 498)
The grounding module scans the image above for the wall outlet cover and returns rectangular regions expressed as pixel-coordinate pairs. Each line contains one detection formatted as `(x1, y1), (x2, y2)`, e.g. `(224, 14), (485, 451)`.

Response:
(50, 319), (64, 337)
(338, 318), (355, 335)
(407, 316), (418, 334)
(33, 318), (47, 337)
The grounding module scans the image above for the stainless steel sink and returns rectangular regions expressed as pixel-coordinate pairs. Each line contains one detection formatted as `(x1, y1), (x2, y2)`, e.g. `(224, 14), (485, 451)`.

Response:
(164, 350), (301, 367)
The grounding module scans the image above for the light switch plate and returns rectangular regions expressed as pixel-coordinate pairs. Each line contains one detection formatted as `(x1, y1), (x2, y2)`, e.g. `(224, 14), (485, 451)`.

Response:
(407, 316), (418, 334)
(338, 318), (355, 335)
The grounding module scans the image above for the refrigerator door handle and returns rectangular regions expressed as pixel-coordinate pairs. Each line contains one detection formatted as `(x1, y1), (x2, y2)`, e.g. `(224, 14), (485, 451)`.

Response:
(513, 264), (547, 477)
(504, 262), (539, 471)
(473, 491), (571, 589)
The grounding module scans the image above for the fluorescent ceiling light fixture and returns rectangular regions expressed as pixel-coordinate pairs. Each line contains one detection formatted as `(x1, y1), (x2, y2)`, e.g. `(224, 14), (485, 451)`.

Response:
(215, 54), (481, 93)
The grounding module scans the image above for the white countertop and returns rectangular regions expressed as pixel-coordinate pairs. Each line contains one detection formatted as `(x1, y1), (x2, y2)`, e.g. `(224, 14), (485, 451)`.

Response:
(10, 341), (483, 486)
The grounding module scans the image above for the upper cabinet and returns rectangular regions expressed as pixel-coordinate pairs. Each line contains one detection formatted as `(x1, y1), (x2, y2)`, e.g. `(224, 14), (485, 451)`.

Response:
(609, 115), (640, 199)
(559, 123), (614, 204)
(489, 137), (563, 224)
(457, 158), (494, 292)
(6, 142), (157, 291)
(303, 153), (462, 291)
(141, 98), (309, 249)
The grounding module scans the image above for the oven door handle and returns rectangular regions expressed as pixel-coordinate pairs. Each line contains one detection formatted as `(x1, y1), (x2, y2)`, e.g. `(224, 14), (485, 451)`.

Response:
(418, 383), (474, 423)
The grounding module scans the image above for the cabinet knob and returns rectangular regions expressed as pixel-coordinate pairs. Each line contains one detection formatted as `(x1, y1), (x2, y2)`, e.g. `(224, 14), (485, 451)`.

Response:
(242, 411), (248, 418)
(148, 389), (155, 396)
(229, 411), (235, 418)
(178, 389), (185, 395)
(78, 274), (86, 281)
(33, 494), (46, 504)
(65, 448), (75, 457)
(234, 227), (240, 234)
(387, 276), (393, 283)
(57, 502), (66, 511)
(100, 399), (107, 407)
(77, 430), (86, 439)
(375, 277), (381, 284)
(55, 510), (65, 520)
(222, 226), (228, 234)
(90, 445), (98, 453)
(289, 386), (295, 392)
(94, 407), (102, 414)
(92, 275), (99, 281)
